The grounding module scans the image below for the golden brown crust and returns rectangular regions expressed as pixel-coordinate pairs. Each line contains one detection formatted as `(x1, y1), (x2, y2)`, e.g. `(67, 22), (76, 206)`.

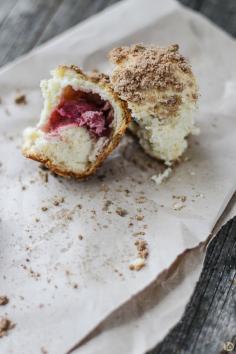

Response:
(22, 65), (131, 180)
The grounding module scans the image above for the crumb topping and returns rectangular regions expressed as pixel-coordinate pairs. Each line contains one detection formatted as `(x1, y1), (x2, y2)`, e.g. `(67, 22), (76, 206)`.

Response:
(109, 44), (197, 108)
(89, 70), (110, 84)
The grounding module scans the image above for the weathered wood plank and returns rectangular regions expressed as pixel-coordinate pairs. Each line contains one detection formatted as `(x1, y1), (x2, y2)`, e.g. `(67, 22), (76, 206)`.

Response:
(0, 0), (64, 67)
(36, 0), (121, 45)
(178, 0), (205, 11)
(200, 0), (236, 37)
(148, 217), (236, 354)
(0, 0), (18, 26)
(179, 0), (236, 37)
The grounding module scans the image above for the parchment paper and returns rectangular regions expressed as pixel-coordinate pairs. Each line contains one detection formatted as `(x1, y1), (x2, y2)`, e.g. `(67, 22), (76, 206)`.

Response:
(74, 196), (236, 354)
(0, 0), (236, 353)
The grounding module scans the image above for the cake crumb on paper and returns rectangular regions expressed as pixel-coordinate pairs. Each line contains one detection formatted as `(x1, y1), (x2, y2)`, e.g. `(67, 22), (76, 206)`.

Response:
(151, 167), (172, 185)
(0, 317), (15, 337)
(172, 201), (185, 210)
(135, 239), (149, 259)
(116, 207), (128, 217)
(102, 200), (113, 211)
(129, 257), (145, 271)
(0, 296), (9, 306)
(130, 238), (149, 271)
(14, 94), (27, 105)
(53, 196), (65, 206)
(172, 195), (187, 202)
(41, 206), (48, 212)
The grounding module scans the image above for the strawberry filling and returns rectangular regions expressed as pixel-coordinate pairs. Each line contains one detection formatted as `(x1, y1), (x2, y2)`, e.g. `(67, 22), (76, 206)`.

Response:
(43, 86), (114, 138)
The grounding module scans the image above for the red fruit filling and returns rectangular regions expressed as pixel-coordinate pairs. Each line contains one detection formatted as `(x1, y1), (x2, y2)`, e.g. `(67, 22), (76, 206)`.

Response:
(43, 86), (114, 138)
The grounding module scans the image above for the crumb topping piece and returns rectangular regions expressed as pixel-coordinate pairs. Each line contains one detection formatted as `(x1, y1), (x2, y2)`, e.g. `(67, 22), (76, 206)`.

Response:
(0, 296), (9, 306)
(109, 43), (198, 114)
(15, 94), (27, 105)
(0, 318), (15, 337)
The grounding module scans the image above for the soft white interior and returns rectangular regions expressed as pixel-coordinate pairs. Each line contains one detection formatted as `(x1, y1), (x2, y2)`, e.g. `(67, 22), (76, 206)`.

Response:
(129, 106), (199, 163)
(23, 68), (123, 173)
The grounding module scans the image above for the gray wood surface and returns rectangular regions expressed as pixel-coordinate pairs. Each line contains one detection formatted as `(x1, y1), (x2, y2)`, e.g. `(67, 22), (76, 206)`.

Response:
(148, 216), (236, 354)
(0, 1), (235, 354)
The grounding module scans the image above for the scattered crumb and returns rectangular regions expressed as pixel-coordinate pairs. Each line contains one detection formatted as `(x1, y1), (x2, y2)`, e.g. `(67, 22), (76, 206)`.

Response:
(135, 196), (147, 204)
(73, 283), (78, 289)
(135, 214), (144, 221)
(129, 257), (145, 271)
(172, 195), (187, 202)
(102, 200), (113, 211)
(35, 218), (40, 222)
(38, 170), (48, 183)
(53, 196), (65, 206)
(172, 201), (185, 210)
(21, 185), (26, 191)
(151, 167), (172, 185)
(41, 206), (48, 212)
(0, 318), (15, 337)
(133, 231), (145, 237)
(0, 296), (9, 306)
(78, 235), (83, 240)
(135, 239), (149, 259)
(14, 94), (27, 105)
(116, 207), (128, 217)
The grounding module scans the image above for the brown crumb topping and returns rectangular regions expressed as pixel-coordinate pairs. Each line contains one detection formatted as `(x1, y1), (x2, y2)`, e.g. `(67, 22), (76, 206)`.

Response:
(109, 44), (196, 105)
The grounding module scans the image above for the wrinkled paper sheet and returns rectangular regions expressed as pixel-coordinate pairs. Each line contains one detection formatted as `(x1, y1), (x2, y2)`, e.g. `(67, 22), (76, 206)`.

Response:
(0, 0), (236, 353)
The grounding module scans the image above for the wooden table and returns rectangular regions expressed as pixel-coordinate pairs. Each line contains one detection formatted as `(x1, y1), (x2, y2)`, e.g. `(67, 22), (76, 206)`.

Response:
(0, 1), (235, 353)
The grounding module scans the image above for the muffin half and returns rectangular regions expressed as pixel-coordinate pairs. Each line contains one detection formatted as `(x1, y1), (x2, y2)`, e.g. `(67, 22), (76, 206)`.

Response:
(109, 44), (199, 164)
(22, 66), (130, 178)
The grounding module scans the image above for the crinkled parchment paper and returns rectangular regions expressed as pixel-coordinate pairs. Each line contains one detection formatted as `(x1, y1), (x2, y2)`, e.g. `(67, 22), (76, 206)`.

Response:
(0, 0), (236, 353)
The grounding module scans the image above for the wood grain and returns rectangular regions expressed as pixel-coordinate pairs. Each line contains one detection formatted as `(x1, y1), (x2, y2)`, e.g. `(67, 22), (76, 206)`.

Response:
(147, 217), (236, 354)
(36, 0), (121, 45)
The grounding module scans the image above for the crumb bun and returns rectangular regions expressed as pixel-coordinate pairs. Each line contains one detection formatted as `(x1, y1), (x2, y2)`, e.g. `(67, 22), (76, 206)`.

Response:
(22, 65), (131, 179)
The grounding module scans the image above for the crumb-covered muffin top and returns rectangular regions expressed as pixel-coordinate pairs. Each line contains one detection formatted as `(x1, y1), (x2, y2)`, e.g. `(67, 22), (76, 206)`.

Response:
(109, 44), (198, 119)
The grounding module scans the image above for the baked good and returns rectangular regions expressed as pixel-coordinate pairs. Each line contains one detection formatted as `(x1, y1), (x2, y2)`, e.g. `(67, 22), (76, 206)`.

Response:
(109, 44), (198, 163)
(22, 66), (130, 178)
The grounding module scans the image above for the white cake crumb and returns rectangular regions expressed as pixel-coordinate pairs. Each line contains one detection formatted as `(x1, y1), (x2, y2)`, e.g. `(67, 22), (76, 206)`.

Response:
(129, 257), (146, 271)
(151, 167), (172, 185)
(172, 201), (185, 210)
